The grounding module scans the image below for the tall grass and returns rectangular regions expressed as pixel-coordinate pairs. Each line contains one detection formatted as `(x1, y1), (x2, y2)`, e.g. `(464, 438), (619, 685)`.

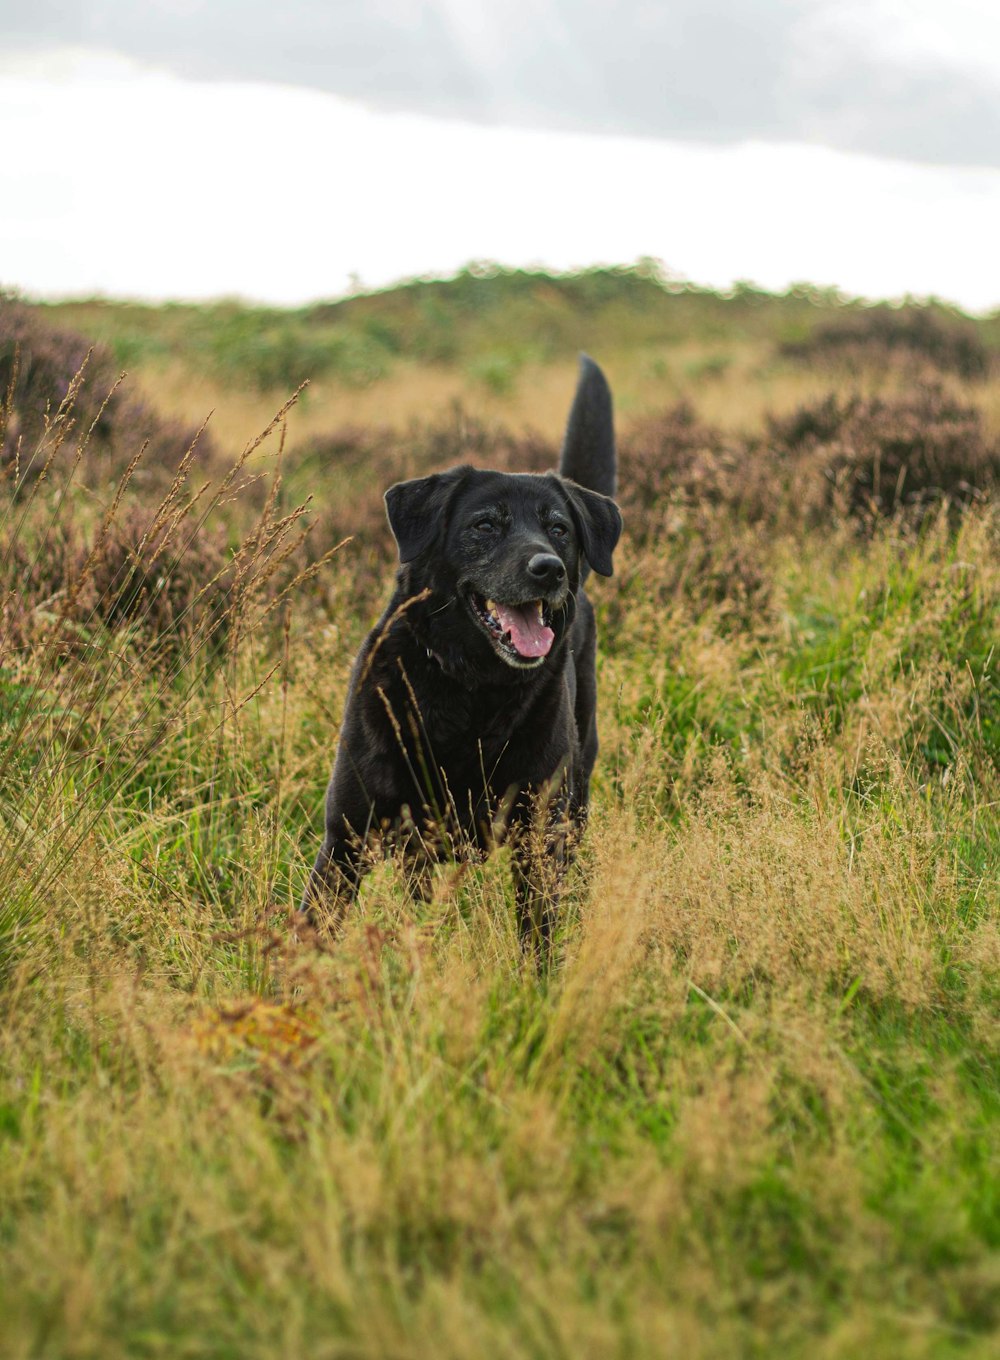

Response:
(0, 295), (997, 1359)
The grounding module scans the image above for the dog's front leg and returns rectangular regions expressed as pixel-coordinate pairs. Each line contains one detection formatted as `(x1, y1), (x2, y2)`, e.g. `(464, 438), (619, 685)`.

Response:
(300, 833), (364, 930)
(512, 843), (560, 960)
(510, 779), (571, 961)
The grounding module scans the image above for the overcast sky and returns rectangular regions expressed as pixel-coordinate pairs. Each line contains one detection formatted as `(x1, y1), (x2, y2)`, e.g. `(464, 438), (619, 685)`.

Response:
(2, 1), (999, 308)
(4, 0), (1000, 166)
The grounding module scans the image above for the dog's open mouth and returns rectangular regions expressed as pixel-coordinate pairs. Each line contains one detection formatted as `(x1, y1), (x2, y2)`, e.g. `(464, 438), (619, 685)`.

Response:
(468, 592), (555, 663)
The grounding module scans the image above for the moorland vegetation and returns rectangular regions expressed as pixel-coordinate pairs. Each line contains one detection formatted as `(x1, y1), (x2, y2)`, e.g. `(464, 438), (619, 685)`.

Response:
(0, 267), (998, 1358)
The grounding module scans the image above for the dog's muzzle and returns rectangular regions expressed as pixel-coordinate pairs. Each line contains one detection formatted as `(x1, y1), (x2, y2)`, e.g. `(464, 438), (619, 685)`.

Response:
(468, 592), (557, 665)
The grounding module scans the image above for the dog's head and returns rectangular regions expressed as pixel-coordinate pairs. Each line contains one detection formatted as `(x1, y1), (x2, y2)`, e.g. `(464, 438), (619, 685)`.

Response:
(384, 466), (622, 677)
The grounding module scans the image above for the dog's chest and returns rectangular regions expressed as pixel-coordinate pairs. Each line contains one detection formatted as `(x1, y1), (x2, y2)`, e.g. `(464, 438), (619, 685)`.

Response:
(417, 685), (522, 762)
(365, 641), (573, 811)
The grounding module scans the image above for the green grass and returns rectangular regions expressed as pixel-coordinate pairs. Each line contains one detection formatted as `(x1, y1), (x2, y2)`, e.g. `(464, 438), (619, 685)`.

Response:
(0, 278), (998, 1358)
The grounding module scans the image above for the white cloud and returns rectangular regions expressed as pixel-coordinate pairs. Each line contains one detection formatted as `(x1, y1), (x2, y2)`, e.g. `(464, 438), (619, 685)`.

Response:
(2, 52), (999, 311)
(3, 5), (1000, 166)
(815, 1), (1000, 83)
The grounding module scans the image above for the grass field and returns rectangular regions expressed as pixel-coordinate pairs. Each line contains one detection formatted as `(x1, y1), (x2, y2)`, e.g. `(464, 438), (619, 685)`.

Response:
(1, 269), (998, 1358)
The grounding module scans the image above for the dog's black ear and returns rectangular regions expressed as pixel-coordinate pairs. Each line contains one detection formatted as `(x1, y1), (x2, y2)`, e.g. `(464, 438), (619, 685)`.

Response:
(384, 466), (468, 563)
(560, 478), (623, 578)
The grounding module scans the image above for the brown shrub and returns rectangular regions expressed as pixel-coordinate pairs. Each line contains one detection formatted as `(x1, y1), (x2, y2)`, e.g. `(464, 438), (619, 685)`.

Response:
(0, 504), (231, 660)
(610, 406), (772, 624)
(0, 298), (115, 464)
(0, 298), (217, 486)
(90, 506), (231, 640)
(617, 402), (735, 525)
(765, 387), (1000, 521)
(616, 388), (999, 538)
(781, 304), (992, 380)
(599, 387), (999, 627)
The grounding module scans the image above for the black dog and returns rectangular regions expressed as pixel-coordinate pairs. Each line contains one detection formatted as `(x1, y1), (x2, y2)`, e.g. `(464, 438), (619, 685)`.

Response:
(302, 356), (622, 948)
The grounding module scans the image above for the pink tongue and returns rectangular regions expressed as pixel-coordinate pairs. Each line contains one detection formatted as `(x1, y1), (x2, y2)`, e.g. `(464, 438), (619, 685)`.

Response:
(494, 602), (555, 658)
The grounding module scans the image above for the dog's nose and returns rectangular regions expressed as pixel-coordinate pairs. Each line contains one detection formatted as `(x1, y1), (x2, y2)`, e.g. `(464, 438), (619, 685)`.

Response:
(527, 552), (566, 587)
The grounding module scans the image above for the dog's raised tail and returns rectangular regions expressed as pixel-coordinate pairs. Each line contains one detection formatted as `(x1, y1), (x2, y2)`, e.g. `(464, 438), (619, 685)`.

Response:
(559, 354), (616, 498)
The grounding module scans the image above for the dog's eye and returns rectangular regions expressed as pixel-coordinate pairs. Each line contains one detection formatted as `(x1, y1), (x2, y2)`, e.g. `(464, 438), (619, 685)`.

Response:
(549, 521), (569, 539)
(473, 517), (497, 533)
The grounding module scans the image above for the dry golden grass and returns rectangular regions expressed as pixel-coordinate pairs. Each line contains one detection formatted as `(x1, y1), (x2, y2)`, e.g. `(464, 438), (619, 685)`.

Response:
(123, 343), (1000, 459)
(0, 297), (998, 1358)
(118, 348), (842, 447)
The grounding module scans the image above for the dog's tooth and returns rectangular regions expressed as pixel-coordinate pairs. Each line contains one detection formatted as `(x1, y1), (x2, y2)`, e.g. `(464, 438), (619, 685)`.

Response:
(485, 598), (496, 612)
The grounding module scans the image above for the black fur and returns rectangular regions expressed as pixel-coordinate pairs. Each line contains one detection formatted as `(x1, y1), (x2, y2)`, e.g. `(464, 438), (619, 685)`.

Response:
(301, 355), (622, 950)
